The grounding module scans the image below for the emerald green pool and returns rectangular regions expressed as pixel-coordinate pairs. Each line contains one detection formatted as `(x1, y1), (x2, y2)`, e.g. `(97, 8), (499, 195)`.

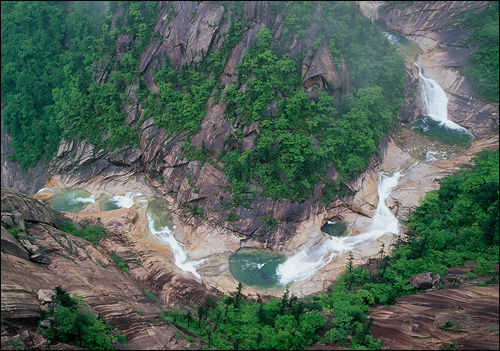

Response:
(321, 220), (349, 237)
(411, 115), (474, 147)
(229, 248), (287, 290)
(100, 195), (121, 211)
(49, 188), (95, 213)
(147, 197), (174, 231)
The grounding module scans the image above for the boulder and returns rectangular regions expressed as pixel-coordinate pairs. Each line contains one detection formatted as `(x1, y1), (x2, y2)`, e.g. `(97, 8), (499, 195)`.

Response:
(116, 34), (131, 54)
(20, 239), (42, 255)
(1, 226), (29, 260)
(1, 188), (63, 226)
(1, 214), (14, 227)
(37, 289), (55, 303)
(29, 254), (52, 265)
(410, 272), (433, 289)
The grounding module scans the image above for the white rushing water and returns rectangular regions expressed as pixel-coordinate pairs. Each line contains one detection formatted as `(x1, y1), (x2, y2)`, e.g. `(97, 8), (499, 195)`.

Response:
(146, 212), (204, 280)
(415, 62), (471, 133)
(69, 193), (95, 205)
(109, 192), (142, 208)
(276, 171), (402, 286)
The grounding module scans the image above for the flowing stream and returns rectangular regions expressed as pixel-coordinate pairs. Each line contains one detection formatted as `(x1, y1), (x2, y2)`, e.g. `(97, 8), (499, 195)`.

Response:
(100, 192), (142, 211)
(146, 198), (204, 280)
(276, 171), (402, 286)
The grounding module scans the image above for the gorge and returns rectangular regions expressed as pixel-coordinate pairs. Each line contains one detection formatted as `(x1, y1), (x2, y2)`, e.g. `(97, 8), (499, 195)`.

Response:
(1, 1), (498, 350)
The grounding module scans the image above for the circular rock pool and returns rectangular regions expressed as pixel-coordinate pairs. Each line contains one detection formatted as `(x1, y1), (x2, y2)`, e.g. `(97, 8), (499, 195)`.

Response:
(49, 188), (95, 213)
(229, 248), (287, 290)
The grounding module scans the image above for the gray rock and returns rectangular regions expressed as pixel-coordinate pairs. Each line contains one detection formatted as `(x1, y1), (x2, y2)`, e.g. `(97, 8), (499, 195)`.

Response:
(1, 214), (14, 227)
(13, 212), (26, 231)
(432, 274), (441, 288)
(20, 239), (41, 255)
(410, 272), (433, 289)
(1, 226), (29, 260)
(29, 254), (52, 265)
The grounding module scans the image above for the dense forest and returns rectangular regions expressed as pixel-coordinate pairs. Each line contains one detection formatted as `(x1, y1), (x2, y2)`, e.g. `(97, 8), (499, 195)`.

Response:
(2, 1), (497, 203)
(1, 1), (405, 203)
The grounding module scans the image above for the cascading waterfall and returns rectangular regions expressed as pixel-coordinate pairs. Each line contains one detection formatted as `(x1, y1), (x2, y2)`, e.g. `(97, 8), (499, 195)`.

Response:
(416, 62), (472, 134)
(276, 171), (402, 286)
(146, 212), (205, 280)
(108, 192), (142, 208)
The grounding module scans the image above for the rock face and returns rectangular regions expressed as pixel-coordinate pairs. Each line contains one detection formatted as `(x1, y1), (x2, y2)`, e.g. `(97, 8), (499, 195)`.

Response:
(1, 122), (48, 195)
(301, 39), (350, 105)
(1, 190), (212, 350)
(366, 1), (499, 136)
(369, 284), (499, 350)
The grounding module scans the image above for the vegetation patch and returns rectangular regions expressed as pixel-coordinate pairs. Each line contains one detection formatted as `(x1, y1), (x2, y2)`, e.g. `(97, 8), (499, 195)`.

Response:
(39, 286), (126, 350)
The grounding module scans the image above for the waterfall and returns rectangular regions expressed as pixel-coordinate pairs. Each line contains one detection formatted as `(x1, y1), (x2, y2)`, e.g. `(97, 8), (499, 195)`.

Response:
(108, 192), (142, 208)
(147, 212), (204, 280)
(276, 171), (402, 286)
(416, 63), (471, 133)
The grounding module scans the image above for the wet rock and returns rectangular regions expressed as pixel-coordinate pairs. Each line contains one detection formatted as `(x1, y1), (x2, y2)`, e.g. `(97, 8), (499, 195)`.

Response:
(29, 254), (52, 265)
(375, 1), (498, 136)
(1, 226), (29, 260)
(410, 272), (433, 289)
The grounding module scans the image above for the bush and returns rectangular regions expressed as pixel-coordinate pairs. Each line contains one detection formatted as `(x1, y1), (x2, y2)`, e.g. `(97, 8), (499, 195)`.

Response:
(40, 286), (125, 350)
(57, 221), (108, 245)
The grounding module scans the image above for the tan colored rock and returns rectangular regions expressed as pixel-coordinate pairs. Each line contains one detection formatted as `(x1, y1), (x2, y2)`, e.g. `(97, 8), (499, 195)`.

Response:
(410, 272), (433, 289)
(37, 289), (55, 303)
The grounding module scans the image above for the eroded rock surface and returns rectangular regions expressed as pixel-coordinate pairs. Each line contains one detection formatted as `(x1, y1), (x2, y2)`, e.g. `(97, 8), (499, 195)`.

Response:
(370, 284), (500, 350)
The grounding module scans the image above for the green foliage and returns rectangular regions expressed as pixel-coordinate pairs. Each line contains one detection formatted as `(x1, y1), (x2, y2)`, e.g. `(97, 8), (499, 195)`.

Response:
(159, 151), (498, 349)
(6, 226), (21, 241)
(57, 221), (108, 245)
(40, 286), (125, 350)
(221, 6), (404, 202)
(144, 290), (157, 302)
(109, 251), (129, 275)
(2, 1), (159, 169)
(460, 2), (499, 101)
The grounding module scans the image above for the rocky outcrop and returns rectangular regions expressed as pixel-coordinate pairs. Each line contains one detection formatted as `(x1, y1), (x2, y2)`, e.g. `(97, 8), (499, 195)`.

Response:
(1, 189), (64, 227)
(369, 284), (499, 350)
(1, 191), (212, 349)
(1, 226), (29, 261)
(1, 122), (48, 195)
(301, 39), (350, 105)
